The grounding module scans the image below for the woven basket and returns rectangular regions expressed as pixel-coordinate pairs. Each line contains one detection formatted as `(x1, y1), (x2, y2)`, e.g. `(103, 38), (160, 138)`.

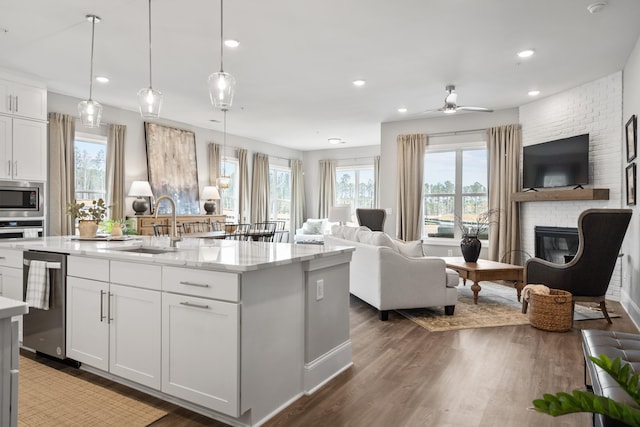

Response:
(528, 289), (573, 332)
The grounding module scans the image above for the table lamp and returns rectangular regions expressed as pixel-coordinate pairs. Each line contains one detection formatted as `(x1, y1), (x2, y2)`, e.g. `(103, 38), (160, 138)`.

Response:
(201, 186), (221, 215)
(329, 205), (351, 225)
(128, 181), (154, 215)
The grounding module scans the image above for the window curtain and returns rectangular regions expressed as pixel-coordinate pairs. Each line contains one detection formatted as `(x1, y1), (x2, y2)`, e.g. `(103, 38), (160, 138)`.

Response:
(106, 124), (126, 220)
(487, 124), (521, 264)
(374, 155), (380, 208)
(48, 113), (76, 236)
(396, 133), (426, 241)
(250, 153), (270, 223)
(290, 159), (305, 237)
(238, 148), (250, 223)
(317, 159), (335, 218)
(208, 143), (220, 213)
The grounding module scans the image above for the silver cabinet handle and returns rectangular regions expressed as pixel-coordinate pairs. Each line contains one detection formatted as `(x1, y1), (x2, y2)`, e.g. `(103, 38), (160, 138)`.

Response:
(0, 257), (5, 260)
(179, 281), (210, 288)
(108, 292), (113, 323)
(100, 290), (106, 322)
(7, 95), (11, 112)
(179, 301), (210, 309)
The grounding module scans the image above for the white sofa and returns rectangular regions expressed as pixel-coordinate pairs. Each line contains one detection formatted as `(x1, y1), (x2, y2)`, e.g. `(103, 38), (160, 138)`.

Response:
(324, 225), (459, 320)
(294, 218), (334, 243)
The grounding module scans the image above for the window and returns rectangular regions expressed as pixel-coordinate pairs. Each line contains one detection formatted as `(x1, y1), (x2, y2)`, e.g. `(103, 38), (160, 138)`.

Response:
(335, 166), (375, 222)
(220, 158), (240, 222)
(74, 133), (107, 208)
(269, 165), (291, 227)
(423, 145), (488, 240)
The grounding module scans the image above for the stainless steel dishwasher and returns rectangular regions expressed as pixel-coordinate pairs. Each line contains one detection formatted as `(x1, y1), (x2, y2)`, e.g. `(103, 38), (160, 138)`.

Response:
(23, 250), (67, 359)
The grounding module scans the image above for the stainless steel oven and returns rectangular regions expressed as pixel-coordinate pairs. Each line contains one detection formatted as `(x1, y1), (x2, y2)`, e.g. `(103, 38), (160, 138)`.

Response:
(0, 219), (44, 240)
(0, 180), (44, 217)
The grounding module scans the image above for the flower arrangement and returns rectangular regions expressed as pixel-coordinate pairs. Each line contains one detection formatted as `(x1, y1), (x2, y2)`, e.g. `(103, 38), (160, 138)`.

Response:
(456, 209), (500, 237)
(65, 198), (107, 223)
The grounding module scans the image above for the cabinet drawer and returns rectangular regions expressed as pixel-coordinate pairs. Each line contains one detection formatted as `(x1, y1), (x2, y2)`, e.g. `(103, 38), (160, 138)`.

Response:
(111, 261), (161, 291)
(0, 248), (22, 269)
(162, 267), (239, 302)
(68, 256), (109, 281)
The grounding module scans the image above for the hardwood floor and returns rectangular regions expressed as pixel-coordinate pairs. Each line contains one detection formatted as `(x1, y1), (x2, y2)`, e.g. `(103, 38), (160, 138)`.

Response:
(23, 296), (638, 427)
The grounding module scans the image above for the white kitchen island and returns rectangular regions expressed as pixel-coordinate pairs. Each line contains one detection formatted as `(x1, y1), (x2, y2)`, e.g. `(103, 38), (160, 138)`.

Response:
(5, 236), (354, 427)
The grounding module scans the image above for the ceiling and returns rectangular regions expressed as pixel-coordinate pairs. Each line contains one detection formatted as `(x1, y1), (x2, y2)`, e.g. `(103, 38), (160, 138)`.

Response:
(1, 0), (639, 151)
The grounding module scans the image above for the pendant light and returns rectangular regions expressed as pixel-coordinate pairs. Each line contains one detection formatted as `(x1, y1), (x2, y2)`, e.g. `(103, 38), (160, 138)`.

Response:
(208, 0), (235, 110)
(216, 110), (231, 189)
(137, 0), (162, 118)
(78, 15), (103, 128)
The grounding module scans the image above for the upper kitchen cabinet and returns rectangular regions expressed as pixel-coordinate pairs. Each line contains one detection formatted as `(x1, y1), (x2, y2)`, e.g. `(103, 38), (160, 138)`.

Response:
(0, 116), (47, 182)
(0, 79), (47, 121)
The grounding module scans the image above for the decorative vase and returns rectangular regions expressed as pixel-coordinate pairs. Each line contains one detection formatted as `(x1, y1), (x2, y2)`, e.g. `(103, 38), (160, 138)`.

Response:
(110, 223), (123, 237)
(78, 220), (99, 238)
(460, 235), (481, 262)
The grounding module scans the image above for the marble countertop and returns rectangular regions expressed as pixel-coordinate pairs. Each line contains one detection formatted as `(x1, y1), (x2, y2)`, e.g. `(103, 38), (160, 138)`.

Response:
(0, 296), (28, 319)
(1, 236), (354, 272)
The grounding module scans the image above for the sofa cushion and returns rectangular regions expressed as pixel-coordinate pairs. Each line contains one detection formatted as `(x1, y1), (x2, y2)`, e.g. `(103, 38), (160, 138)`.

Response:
(302, 218), (325, 235)
(394, 239), (424, 257)
(331, 224), (344, 238)
(369, 231), (399, 252)
(343, 225), (369, 241)
(356, 228), (373, 243)
(446, 268), (460, 287)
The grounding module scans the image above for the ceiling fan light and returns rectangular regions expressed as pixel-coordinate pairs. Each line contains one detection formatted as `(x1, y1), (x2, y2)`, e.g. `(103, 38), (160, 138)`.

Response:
(208, 71), (236, 110)
(78, 99), (103, 127)
(443, 107), (457, 114)
(137, 87), (163, 118)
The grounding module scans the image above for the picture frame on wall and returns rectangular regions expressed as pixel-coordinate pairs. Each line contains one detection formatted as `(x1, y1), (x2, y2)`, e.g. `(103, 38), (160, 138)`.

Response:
(626, 163), (636, 206)
(626, 115), (637, 162)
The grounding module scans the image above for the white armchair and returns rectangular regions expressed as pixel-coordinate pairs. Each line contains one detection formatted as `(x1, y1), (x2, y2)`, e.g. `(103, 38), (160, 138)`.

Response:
(294, 218), (333, 243)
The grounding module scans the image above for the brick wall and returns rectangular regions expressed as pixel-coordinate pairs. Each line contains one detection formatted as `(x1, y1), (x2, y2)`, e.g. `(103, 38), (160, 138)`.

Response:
(519, 72), (624, 299)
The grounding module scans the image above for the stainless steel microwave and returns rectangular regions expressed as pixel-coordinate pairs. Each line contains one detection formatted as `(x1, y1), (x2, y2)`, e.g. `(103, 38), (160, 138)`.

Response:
(0, 180), (44, 217)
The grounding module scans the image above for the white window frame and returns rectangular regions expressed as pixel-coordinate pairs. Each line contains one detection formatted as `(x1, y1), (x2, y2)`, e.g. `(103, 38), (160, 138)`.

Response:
(335, 164), (375, 222)
(268, 163), (291, 228)
(73, 132), (108, 203)
(220, 156), (240, 222)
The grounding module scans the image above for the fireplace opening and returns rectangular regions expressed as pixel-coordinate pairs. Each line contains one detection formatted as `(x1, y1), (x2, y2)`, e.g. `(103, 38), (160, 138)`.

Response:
(534, 226), (579, 264)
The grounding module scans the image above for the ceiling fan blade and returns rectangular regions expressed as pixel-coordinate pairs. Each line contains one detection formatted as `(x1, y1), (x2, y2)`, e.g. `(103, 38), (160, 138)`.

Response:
(456, 106), (494, 113)
(420, 108), (444, 114)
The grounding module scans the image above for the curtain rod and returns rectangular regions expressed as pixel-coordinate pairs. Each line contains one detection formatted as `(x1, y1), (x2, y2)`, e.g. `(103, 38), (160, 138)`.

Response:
(427, 128), (487, 138)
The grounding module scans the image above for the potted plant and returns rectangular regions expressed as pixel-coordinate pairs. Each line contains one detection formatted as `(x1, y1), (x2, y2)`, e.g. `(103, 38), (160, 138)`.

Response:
(66, 198), (107, 237)
(533, 354), (640, 426)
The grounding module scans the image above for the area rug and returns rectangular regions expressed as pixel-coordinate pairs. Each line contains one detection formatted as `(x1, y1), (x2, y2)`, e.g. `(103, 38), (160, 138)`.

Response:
(18, 357), (167, 427)
(396, 282), (620, 332)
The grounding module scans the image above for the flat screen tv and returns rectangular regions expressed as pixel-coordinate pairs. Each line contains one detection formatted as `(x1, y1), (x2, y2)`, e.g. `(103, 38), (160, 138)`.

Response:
(522, 134), (589, 190)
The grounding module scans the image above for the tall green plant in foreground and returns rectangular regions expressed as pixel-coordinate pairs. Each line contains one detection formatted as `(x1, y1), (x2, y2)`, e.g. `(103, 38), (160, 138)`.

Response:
(533, 354), (640, 426)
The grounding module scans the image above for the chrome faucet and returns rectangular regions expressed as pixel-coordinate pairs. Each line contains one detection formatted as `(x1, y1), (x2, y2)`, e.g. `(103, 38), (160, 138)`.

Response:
(153, 195), (181, 247)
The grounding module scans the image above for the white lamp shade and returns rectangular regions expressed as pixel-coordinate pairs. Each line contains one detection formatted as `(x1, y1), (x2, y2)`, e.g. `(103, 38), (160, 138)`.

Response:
(137, 87), (163, 119)
(201, 186), (221, 200)
(128, 181), (154, 197)
(208, 71), (236, 110)
(78, 99), (103, 128)
(329, 205), (351, 223)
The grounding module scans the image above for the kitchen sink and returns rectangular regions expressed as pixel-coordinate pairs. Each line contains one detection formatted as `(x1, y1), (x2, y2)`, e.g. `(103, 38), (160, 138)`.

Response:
(116, 247), (178, 254)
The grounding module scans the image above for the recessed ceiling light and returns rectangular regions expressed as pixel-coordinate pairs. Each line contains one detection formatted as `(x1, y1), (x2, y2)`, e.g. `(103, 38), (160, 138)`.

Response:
(352, 80), (366, 87)
(95, 76), (109, 83)
(517, 49), (535, 58)
(397, 107), (408, 113)
(224, 39), (239, 48)
(528, 90), (540, 96)
(328, 138), (342, 145)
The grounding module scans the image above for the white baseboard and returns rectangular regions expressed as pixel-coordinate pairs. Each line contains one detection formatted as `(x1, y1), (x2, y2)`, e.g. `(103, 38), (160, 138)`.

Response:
(620, 288), (640, 331)
(303, 340), (353, 395)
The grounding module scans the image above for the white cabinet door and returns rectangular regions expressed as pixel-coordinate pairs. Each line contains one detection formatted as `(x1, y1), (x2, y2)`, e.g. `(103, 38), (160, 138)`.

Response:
(11, 83), (46, 121)
(162, 293), (240, 416)
(0, 266), (24, 343)
(66, 276), (109, 371)
(0, 80), (10, 115)
(0, 116), (11, 179)
(12, 119), (46, 181)
(109, 284), (161, 390)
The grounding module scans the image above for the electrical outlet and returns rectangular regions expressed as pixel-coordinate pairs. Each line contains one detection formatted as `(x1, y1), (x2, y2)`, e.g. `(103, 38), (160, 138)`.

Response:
(447, 249), (453, 256)
(316, 279), (324, 300)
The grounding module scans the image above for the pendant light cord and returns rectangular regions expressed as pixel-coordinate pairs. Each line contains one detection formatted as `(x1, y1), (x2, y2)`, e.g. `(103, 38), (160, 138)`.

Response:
(222, 109), (227, 175)
(219, 0), (224, 72)
(88, 16), (96, 100)
(148, 0), (153, 88)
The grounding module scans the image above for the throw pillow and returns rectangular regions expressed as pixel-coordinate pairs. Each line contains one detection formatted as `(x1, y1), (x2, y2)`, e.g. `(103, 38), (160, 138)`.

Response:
(394, 239), (424, 257)
(369, 232), (399, 252)
(331, 224), (344, 237)
(356, 227), (372, 243)
(302, 219), (324, 235)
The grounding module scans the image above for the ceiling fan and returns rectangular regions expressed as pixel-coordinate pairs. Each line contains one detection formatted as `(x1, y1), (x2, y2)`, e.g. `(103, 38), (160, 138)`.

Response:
(423, 85), (493, 114)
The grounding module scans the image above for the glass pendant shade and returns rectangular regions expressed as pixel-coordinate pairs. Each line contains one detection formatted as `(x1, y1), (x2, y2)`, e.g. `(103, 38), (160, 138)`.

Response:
(137, 87), (163, 119)
(208, 71), (236, 110)
(216, 175), (231, 189)
(78, 100), (103, 128)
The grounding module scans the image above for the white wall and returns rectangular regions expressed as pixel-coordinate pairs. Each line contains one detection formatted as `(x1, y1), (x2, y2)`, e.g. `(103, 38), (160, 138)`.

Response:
(48, 92), (303, 218)
(519, 72), (624, 300)
(622, 35), (640, 322)
(379, 108), (519, 245)
(302, 145), (380, 219)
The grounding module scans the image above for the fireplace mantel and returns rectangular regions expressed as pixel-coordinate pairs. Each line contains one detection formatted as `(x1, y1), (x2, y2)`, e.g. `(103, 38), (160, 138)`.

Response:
(511, 188), (609, 202)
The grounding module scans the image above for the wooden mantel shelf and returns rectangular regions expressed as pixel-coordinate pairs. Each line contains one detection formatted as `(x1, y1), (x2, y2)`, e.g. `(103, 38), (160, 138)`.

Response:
(511, 188), (610, 202)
